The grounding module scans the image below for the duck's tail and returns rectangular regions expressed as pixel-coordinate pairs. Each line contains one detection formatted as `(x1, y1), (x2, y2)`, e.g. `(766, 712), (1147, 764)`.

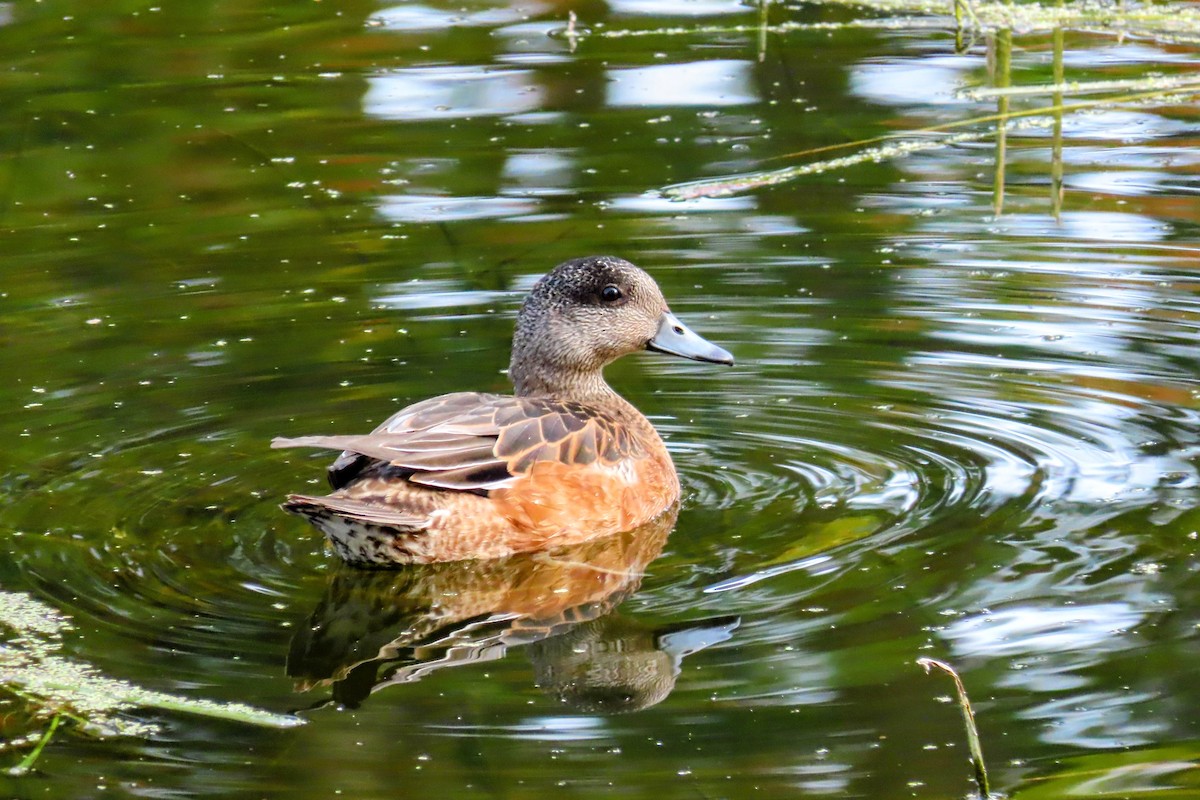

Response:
(281, 494), (429, 530)
(281, 494), (432, 567)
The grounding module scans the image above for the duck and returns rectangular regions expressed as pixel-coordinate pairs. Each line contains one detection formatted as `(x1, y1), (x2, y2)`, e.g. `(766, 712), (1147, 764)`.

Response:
(271, 255), (733, 566)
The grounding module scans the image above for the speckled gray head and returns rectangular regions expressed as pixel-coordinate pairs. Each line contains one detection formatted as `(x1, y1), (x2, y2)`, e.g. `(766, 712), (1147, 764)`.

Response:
(509, 256), (733, 398)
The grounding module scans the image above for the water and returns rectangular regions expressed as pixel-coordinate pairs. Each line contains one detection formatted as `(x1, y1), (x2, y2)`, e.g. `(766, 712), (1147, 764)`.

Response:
(3, 1), (1200, 797)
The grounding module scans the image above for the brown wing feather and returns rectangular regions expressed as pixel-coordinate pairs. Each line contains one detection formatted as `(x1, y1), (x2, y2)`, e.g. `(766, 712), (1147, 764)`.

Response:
(273, 392), (643, 494)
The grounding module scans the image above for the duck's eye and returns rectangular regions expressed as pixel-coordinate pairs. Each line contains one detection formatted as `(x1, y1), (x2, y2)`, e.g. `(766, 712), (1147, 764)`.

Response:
(600, 284), (622, 303)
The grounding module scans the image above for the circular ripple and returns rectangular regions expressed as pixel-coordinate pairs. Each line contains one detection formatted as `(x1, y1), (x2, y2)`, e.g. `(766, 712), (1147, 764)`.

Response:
(659, 359), (1200, 566)
(8, 321), (1200, 677)
(2, 413), (330, 672)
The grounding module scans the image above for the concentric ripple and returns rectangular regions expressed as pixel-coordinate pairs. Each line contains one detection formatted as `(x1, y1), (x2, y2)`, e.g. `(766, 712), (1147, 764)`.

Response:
(653, 279), (1200, 601)
(1, 408), (332, 676)
(674, 389), (1163, 524)
(12, 279), (1199, 674)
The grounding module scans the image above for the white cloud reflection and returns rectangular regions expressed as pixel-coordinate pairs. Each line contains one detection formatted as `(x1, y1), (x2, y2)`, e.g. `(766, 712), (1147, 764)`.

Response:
(501, 149), (575, 195)
(608, 0), (748, 15)
(365, 67), (543, 120)
(850, 56), (972, 106)
(375, 279), (515, 312)
(372, 2), (548, 30)
(377, 193), (538, 222)
(606, 60), (757, 107)
(944, 603), (1143, 658)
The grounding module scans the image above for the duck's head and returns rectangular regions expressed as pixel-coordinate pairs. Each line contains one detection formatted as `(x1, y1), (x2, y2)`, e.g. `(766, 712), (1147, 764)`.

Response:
(510, 256), (733, 398)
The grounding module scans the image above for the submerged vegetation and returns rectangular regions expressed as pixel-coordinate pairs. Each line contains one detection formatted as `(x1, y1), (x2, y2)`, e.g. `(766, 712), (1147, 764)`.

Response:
(0, 591), (303, 775)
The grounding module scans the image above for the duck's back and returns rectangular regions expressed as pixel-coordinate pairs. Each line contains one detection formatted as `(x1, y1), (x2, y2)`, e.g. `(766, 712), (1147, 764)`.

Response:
(273, 391), (680, 564)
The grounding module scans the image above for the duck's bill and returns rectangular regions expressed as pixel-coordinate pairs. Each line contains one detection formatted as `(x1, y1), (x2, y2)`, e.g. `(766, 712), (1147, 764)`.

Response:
(647, 311), (734, 365)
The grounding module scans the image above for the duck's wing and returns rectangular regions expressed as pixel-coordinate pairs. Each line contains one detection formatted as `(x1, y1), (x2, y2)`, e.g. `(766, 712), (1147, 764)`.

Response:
(272, 392), (643, 493)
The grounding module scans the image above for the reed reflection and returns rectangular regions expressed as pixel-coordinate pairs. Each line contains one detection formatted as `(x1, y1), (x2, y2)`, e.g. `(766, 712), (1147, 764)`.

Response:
(287, 508), (737, 711)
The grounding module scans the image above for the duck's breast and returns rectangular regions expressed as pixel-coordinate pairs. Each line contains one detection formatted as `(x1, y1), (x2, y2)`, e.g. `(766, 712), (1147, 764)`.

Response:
(491, 447), (679, 548)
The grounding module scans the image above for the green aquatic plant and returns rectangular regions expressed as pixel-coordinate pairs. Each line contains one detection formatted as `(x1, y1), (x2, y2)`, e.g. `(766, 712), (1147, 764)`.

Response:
(808, 0), (1200, 39)
(960, 73), (1200, 101)
(918, 657), (992, 799)
(661, 80), (1199, 200)
(581, 0), (1200, 44)
(992, 29), (1011, 216)
(0, 591), (303, 774)
(630, 0), (1200, 202)
(6, 714), (62, 777)
(664, 130), (992, 200)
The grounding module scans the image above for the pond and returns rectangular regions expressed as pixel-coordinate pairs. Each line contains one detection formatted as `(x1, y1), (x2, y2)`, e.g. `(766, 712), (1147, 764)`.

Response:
(2, 0), (1200, 797)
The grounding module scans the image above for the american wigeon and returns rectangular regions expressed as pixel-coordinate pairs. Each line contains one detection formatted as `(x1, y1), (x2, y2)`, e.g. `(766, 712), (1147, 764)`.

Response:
(272, 255), (733, 566)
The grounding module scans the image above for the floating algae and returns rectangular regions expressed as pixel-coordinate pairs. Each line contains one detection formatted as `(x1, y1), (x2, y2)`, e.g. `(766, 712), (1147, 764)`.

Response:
(0, 590), (71, 639)
(661, 77), (1200, 200)
(813, 0), (1200, 42)
(664, 114), (1069, 200)
(0, 591), (303, 772)
(584, 0), (1200, 202)
(575, 0), (1200, 45)
(960, 73), (1200, 101)
(662, 132), (989, 200)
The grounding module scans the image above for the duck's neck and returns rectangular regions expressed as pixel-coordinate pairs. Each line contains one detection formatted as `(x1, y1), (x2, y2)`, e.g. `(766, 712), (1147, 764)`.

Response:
(509, 294), (629, 403)
(510, 362), (619, 403)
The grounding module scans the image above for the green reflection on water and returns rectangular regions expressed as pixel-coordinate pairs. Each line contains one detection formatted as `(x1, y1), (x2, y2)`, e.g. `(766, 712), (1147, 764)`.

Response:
(2, 0), (1200, 797)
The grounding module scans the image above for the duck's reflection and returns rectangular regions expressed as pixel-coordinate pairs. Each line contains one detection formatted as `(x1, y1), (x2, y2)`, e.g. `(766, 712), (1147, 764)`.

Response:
(287, 508), (737, 711)
(526, 612), (738, 713)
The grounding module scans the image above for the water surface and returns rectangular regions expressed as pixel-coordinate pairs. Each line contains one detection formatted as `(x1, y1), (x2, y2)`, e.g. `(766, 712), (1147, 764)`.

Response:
(2, 1), (1200, 797)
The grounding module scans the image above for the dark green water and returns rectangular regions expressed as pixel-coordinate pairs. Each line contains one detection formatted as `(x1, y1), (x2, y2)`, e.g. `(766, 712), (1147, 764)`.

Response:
(3, 1), (1200, 797)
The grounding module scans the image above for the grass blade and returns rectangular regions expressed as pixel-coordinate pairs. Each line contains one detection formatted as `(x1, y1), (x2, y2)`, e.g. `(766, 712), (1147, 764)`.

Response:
(918, 657), (991, 799)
